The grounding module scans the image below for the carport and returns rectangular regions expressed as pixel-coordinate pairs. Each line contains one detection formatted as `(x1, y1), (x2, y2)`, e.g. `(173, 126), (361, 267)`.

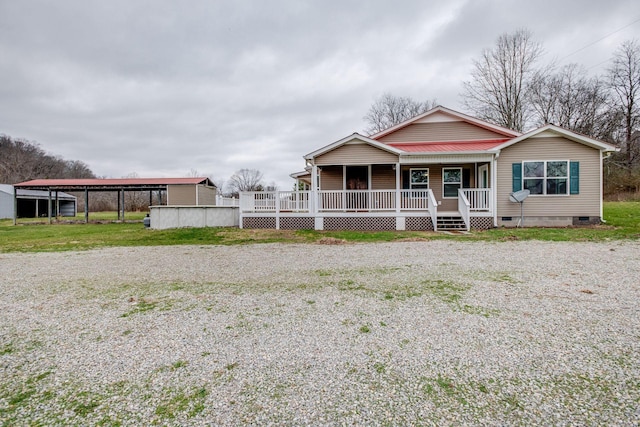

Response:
(12, 177), (216, 224)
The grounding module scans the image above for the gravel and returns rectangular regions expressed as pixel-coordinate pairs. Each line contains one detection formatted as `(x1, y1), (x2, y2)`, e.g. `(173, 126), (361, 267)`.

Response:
(1, 240), (639, 426)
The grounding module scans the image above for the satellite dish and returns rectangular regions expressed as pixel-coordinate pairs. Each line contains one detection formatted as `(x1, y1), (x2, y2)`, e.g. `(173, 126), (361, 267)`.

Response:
(509, 189), (530, 203)
(509, 189), (530, 227)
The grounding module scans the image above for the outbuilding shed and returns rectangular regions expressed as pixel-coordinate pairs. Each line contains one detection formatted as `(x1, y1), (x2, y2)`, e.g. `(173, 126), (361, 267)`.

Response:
(0, 184), (77, 219)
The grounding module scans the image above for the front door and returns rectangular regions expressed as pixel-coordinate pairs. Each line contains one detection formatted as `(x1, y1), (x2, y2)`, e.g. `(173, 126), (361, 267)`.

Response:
(478, 164), (489, 188)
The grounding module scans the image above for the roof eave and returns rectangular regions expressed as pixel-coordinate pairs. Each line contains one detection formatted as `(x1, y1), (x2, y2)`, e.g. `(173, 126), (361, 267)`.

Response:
(304, 132), (403, 161)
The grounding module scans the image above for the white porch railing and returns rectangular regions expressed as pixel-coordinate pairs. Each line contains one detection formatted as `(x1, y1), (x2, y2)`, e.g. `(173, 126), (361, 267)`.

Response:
(461, 189), (491, 211)
(319, 190), (397, 211)
(240, 191), (310, 212)
(240, 189), (442, 213)
(458, 190), (471, 231)
(240, 189), (488, 227)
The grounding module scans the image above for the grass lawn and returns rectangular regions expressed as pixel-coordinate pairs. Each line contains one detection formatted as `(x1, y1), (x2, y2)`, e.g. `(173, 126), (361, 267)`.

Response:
(0, 202), (638, 253)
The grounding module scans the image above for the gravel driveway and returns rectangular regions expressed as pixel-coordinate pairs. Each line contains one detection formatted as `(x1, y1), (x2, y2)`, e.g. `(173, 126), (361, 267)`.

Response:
(1, 240), (639, 426)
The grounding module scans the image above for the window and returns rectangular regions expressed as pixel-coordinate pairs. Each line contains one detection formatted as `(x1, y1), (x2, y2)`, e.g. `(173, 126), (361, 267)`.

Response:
(410, 168), (429, 189)
(442, 167), (462, 198)
(523, 161), (568, 195)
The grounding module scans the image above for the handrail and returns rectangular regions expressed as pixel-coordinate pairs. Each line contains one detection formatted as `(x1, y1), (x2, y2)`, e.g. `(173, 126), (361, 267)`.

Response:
(458, 190), (471, 231)
(427, 189), (438, 231)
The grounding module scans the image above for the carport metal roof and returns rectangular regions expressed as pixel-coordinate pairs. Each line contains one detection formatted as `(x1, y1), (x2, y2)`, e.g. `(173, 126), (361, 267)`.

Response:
(14, 177), (214, 191)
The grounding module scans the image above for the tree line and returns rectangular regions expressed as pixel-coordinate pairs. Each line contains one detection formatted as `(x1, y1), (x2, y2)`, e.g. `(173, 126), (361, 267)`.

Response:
(365, 30), (640, 196)
(0, 135), (95, 184)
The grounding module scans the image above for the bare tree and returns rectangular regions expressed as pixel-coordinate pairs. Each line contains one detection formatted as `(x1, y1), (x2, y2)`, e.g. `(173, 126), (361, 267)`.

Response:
(608, 40), (640, 169)
(210, 177), (225, 194)
(529, 64), (610, 137)
(226, 168), (264, 196)
(364, 93), (437, 135)
(462, 29), (543, 132)
(121, 172), (147, 211)
(0, 134), (96, 183)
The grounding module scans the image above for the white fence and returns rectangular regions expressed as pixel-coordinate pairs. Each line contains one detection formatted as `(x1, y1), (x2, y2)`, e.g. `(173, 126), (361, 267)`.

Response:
(216, 195), (239, 207)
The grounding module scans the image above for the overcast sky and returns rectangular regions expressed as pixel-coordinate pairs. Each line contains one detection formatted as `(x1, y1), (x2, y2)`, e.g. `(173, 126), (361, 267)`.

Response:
(1, 1), (639, 190)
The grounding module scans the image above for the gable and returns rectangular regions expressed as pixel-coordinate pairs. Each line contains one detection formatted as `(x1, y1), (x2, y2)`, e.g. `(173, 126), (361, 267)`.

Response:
(500, 136), (600, 159)
(376, 121), (511, 144)
(369, 106), (520, 140)
(315, 141), (399, 166)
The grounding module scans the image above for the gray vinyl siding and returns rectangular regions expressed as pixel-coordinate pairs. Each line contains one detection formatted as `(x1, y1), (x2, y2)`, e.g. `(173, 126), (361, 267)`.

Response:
(320, 166), (343, 190)
(315, 143), (398, 165)
(377, 122), (508, 143)
(497, 137), (602, 217)
(371, 165), (395, 189)
(167, 184), (196, 205)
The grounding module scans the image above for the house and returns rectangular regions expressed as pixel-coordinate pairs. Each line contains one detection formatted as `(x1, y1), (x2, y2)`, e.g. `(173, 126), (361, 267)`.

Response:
(0, 184), (77, 219)
(240, 106), (617, 231)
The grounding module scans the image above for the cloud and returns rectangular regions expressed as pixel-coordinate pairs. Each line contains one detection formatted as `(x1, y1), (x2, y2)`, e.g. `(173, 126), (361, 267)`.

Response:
(0, 0), (638, 189)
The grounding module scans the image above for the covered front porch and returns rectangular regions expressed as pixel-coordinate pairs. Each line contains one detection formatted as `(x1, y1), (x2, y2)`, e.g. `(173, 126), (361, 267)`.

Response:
(239, 187), (493, 231)
(241, 137), (498, 231)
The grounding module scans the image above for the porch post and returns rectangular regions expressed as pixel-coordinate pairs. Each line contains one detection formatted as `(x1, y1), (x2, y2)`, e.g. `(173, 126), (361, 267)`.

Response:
(395, 163), (401, 213)
(311, 165), (318, 215)
(311, 165), (323, 230)
(275, 190), (280, 230)
(492, 155), (498, 227)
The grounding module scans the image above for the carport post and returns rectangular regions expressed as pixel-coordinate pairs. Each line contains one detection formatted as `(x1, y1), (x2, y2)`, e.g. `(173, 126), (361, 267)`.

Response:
(84, 187), (89, 223)
(121, 188), (125, 221)
(13, 186), (17, 225)
(48, 189), (52, 224)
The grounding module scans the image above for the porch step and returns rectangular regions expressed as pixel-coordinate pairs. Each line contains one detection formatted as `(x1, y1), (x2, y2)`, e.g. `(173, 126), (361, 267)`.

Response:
(437, 216), (467, 231)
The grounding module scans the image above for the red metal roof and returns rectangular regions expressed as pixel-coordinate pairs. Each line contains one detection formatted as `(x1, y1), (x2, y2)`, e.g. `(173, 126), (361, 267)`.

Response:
(15, 177), (213, 187)
(387, 139), (510, 153)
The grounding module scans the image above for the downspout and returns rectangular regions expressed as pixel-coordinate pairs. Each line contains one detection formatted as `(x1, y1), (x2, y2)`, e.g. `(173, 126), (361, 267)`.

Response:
(600, 150), (604, 221)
